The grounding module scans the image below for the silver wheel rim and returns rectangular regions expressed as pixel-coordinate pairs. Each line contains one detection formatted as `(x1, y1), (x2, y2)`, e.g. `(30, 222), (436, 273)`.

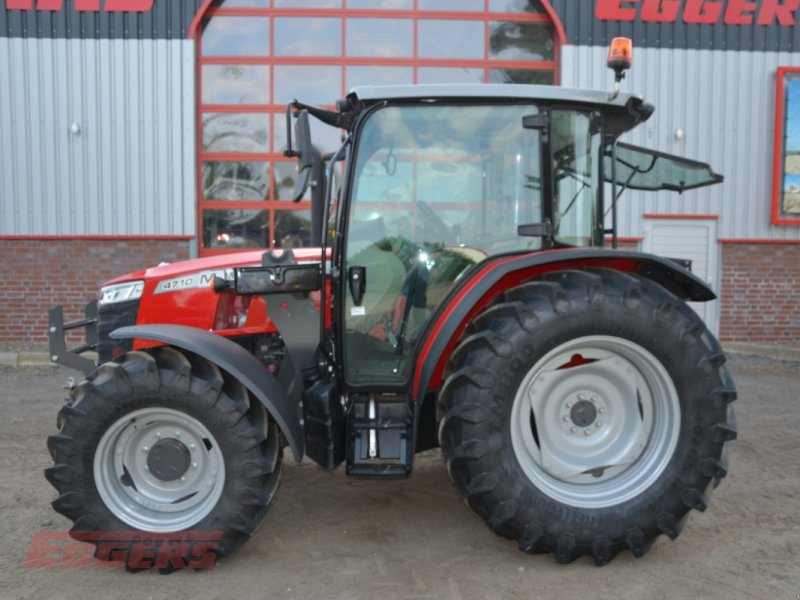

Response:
(510, 336), (680, 509)
(94, 407), (225, 531)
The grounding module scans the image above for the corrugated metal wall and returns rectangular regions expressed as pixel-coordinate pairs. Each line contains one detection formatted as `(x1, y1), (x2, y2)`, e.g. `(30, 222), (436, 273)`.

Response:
(562, 44), (800, 241)
(0, 37), (196, 236)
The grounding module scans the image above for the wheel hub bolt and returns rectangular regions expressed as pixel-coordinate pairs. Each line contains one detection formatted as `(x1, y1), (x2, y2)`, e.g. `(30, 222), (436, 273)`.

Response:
(596, 421), (603, 427)
(142, 446), (149, 452)
(584, 429), (591, 436)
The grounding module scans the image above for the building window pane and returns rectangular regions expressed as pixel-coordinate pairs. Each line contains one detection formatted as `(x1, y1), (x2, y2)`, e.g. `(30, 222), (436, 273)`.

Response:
(488, 68), (554, 85)
(202, 162), (270, 200)
(273, 162), (302, 201)
(346, 66), (413, 89)
(202, 113), (270, 153)
(418, 20), (484, 59)
(274, 0), (341, 6)
(274, 65), (341, 104)
(202, 17), (269, 56)
(419, 0), (483, 10)
(212, 0), (269, 7)
(417, 66), (484, 84)
(489, 21), (554, 61)
(273, 115), (343, 156)
(203, 209), (268, 248)
(274, 18), (342, 57)
(346, 19), (413, 58)
(274, 209), (312, 248)
(489, 0), (547, 12)
(346, 0), (412, 7)
(201, 65), (270, 105)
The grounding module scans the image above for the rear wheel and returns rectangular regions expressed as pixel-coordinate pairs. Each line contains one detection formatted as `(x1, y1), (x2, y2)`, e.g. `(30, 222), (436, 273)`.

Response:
(46, 347), (283, 570)
(438, 268), (737, 565)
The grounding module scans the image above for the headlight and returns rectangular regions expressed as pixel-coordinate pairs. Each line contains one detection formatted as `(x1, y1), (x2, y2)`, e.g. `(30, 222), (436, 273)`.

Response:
(99, 281), (145, 305)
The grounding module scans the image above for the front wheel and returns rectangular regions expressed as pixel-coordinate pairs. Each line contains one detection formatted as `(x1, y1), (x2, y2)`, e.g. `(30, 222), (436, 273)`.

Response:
(46, 347), (283, 570)
(438, 268), (737, 565)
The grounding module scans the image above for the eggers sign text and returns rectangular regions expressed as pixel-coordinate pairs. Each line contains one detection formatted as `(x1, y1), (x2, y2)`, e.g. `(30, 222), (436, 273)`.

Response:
(596, 0), (800, 26)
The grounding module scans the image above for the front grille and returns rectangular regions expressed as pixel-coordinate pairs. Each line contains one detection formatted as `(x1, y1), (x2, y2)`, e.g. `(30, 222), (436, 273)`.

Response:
(97, 299), (140, 362)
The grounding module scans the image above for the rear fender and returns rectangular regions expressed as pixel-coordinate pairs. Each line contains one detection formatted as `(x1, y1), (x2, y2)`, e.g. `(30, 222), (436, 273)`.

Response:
(111, 324), (304, 462)
(412, 248), (715, 402)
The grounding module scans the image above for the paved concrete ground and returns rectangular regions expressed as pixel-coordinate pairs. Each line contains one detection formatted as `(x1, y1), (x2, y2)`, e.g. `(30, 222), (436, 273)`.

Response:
(0, 355), (798, 599)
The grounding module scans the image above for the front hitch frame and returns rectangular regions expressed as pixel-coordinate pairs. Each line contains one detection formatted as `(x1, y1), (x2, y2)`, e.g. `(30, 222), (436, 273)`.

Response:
(47, 301), (98, 376)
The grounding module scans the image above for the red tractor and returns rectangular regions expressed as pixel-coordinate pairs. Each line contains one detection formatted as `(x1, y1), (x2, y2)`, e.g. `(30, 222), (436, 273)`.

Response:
(45, 46), (736, 567)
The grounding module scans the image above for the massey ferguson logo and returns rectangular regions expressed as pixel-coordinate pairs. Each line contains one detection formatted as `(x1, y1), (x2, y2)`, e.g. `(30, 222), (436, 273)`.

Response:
(5, 0), (153, 11)
(596, 0), (800, 25)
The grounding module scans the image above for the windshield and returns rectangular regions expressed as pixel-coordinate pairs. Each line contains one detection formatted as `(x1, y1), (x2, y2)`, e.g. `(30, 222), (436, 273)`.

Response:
(343, 103), (542, 385)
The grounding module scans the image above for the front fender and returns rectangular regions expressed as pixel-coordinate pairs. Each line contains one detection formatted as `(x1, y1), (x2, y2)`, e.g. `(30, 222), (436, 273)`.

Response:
(412, 248), (715, 401)
(111, 324), (304, 462)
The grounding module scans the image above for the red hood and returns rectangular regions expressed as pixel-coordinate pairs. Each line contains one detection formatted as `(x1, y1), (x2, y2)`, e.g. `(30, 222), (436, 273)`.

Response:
(104, 248), (325, 286)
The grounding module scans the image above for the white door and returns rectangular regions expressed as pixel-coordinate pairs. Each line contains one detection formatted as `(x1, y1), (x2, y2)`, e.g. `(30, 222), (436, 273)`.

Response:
(642, 218), (720, 336)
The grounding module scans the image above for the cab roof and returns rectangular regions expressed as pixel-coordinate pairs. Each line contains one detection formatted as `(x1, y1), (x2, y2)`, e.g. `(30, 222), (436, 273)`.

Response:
(348, 83), (642, 110)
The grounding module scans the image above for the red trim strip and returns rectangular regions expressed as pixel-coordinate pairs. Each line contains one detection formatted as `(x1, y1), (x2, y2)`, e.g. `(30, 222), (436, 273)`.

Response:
(198, 55), (557, 69)
(0, 235), (194, 241)
(188, 0), (214, 39)
(643, 213), (719, 220)
(772, 67), (800, 226)
(540, 0), (568, 44)
(205, 7), (553, 20)
(719, 238), (800, 245)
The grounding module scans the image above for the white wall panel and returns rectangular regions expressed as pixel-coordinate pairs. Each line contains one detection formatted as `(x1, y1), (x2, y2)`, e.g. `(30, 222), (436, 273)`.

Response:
(0, 37), (195, 236)
(562, 45), (800, 241)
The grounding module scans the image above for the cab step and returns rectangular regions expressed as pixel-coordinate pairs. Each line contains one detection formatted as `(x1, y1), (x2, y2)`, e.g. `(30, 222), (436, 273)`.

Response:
(346, 394), (413, 477)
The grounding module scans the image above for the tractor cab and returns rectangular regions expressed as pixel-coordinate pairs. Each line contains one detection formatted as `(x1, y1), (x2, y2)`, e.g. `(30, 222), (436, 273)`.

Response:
(282, 83), (722, 391)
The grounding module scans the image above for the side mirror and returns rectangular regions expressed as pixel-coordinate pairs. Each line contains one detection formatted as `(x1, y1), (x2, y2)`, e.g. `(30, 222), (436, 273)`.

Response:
(287, 109), (314, 202)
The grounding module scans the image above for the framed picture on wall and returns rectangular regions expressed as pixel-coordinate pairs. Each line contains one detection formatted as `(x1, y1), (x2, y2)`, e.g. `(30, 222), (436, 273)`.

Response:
(773, 67), (800, 225)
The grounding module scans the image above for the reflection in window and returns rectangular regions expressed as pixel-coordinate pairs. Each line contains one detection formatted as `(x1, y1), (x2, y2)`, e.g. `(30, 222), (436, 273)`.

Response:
(273, 111), (344, 154)
(274, 65), (341, 104)
(418, 20), (484, 59)
(202, 162), (270, 200)
(345, 0), (412, 8)
(273, 161), (303, 200)
(211, 0), (268, 6)
(274, 210), (312, 248)
(346, 66), (413, 89)
(489, 0), (546, 12)
(203, 209), (268, 248)
(201, 65), (269, 105)
(489, 22), (554, 61)
(201, 17), (269, 56)
(274, 18), (341, 57)
(274, 0), (340, 6)
(488, 69), (554, 85)
(202, 113), (270, 153)
(419, 0), (483, 10)
(346, 19), (413, 58)
(418, 67), (484, 84)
